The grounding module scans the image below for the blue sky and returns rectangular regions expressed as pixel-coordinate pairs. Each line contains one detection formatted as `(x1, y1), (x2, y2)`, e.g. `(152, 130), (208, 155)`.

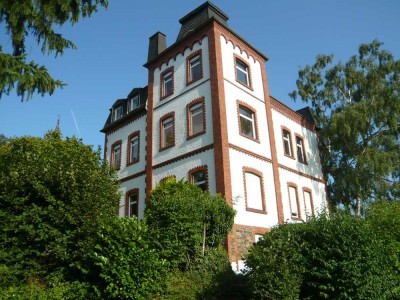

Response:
(1, 0), (399, 149)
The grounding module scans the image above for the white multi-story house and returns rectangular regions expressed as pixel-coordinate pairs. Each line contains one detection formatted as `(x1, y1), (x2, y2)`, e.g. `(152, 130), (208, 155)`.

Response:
(101, 1), (328, 270)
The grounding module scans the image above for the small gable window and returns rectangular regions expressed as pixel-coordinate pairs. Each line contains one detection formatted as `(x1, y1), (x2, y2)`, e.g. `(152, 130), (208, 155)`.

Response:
(128, 95), (139, 112)
(113, 105), (123, 122)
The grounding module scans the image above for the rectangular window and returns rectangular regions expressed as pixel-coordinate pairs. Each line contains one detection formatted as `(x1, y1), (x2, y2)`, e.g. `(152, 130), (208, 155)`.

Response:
(188, 54), (202, 83)
(236, 59), (250, 86)
(112, 142), (121, 170)
(239, 105), (256, 139)
(113, 105), (123, 122)
(282, 129), (293, 157)
(244, 169), (265, 213)
(160, 114), (175, 150)
(130, 135), (139, 163)
(303, 189), (314, 219)
(189, 166), (208, 191)
(296, 136), (306, 163)
(191, 170), (207, 190)
(161, 68), (174, 99)
(126, 190), (138, 218)
(129, 95), (139, 112)
(288, 185), (300, 219)
(188, 100), (205, 137)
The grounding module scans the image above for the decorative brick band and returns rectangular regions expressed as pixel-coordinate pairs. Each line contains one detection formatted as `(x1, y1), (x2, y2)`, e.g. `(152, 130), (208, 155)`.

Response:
(278, 164), (325, 183)
(229, 143), (272, 163)
(120, 170), (146, 183)
(152, 144), (214, 170)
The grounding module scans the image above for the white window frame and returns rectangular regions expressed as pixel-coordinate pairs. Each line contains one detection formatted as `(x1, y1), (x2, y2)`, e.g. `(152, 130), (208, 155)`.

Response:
(189, 54), (201, 82)
(236, 59), (249, 86)
(130, 135), (139, 163)
(113, 105), (123, 122)
(129, 95), (139, 112)
(239, 105), (256, 139)
(189, 102), (204, 136)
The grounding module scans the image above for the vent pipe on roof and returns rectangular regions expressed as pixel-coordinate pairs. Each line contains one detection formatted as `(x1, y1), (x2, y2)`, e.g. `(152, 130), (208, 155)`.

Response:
(147, 32), (167, 63)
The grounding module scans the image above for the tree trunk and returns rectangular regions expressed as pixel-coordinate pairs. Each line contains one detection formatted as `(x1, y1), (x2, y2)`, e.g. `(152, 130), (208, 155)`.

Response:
(356, 195), (361, 216)
(202, 223), (206, 255)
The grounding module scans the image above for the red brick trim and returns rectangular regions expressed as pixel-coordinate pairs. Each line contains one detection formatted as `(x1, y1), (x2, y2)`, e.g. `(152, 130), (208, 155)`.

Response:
(159, 112), (175, 151)
(160, 66), (174, 100)
(110, 140), (122, 170)
(287, 182), (303, 221)
(120, 170), (146, 183)
(260, 49), (284, 225)
(302, 187), (315, 220)
(188, 165), (209, 190)
(281, 126), (295, 159)
(186, 49), (203, 86)
(234, 54), (253, 91)
(145, 68), (155, 199)
(278, 164), (325, 183)
(126, 131), (140, 166)
(125, 188), (139, 217)
(149, 33), (209, 71)
(242, 167), (267, 214)
(153, 144), (214, 170)
(294, 133), (307, 164)
(209, 24), (232, 204)
(270, 96), (316, 131)
(229, 143), (273, 163)
(236, 100), (260, 143)
(186, 97), (206, 140)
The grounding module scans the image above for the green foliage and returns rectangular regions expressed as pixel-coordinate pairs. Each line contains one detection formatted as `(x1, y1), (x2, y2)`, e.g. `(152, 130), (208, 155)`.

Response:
(159, 246), (248, 300)
(245, 213), (398, 299)
(145, 180), (235, 269)
(290, 40), (400, 214)
(92, 217), (168, 300)
(0, 131), (120, 288)
(0, 0), (108, 100)
(366, 201), (400, 297)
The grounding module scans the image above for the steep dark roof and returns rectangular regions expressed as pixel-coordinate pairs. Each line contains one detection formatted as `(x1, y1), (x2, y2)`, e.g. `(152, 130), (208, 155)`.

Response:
(176, 1), (229, 42)
(100, 86), (148, 133)
(296, 106), (316, 125)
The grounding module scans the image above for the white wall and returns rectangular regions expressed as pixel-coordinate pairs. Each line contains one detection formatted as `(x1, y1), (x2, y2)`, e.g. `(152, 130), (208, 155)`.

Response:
(279, 168), (327, 222)
(229, 148), (280, 228)
(153, 148), (216, 193)
(272, 109), (323, 179)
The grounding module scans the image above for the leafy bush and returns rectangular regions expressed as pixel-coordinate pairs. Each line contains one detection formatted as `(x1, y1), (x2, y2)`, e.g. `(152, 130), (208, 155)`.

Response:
(145, 180), (235, 269)
(246, 213), (398, 299)
(91, 217), (168, 300)
(0, 131), (120, 288)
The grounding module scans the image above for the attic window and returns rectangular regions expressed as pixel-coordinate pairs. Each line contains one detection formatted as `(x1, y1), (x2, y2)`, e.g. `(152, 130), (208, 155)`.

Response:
(113, 105), (123, 122)
(129, 95), (139, 112)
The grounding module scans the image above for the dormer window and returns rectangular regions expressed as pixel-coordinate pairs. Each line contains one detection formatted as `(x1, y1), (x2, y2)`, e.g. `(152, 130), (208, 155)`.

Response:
(128, 95), (139, 112)
(113, 105), (123, 122)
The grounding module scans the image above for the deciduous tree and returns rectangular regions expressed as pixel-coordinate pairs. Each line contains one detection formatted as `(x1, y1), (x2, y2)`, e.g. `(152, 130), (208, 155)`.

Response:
(290, 40), (400, 214)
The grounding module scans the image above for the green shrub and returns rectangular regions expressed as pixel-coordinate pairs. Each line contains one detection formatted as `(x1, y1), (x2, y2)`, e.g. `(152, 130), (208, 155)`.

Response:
(145, 180), (235, 270)
(0, 131), (120, 290)
(246, 213), (398, 299)
(91, 217), (168, 300)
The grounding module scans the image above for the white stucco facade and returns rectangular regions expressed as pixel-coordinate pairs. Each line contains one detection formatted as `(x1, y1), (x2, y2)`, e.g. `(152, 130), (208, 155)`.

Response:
(101, 2), (328, 268)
